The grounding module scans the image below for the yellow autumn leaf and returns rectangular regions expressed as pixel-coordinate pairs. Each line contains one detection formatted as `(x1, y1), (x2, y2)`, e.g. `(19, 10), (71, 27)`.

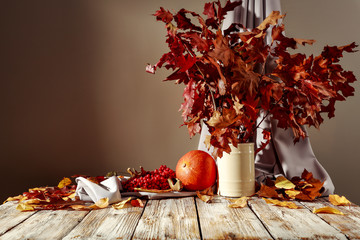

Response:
(313, 206), (344, 215)
(227, 197), (248, 208)
(70, 205), (91, 211)
(275, 176), (295, 190)
(3, 195), (24, 204)
(16, 202), (35, 212)
(285, 189), (301, 199)
(263, 198), (301, 209)
(196, 191), (213, 203)
(58, 177), (72, 189)
(93, 197), (109, 209)
(62, 192), (76, 201)
(329, 194), (351, 206)
(112, 197), (132, 210)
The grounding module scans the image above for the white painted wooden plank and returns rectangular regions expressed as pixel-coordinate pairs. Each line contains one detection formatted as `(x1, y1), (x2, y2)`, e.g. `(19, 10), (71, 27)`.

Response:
(301, 197), (360, 239)
(248, 198), (347, 239)
(0, 208), (88, 240)
(63, 204), (144, 240)
(196, 196), (272, 239)
(132, 197), (200, 240)
(0, 201), (37, 236)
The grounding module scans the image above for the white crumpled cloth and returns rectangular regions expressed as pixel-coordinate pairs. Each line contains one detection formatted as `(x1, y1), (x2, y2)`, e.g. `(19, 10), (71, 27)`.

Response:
(75, 176), (196, 203)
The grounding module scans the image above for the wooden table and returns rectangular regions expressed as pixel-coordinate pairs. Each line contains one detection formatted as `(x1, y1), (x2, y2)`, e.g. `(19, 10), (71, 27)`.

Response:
(0, 196), (359, 239)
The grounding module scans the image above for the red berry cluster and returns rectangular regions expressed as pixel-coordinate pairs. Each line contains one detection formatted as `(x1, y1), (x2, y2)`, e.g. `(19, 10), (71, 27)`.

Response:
(122, 165), (176, 192)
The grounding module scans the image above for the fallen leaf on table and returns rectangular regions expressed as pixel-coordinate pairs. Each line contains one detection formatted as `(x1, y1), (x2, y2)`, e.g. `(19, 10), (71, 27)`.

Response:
(275, 176), (296, 189)
(256, 183), (280, 199)
(3, 195), (25, 204)
(168, 178), (183, 191)
(263, 198), (301, 209)
(196, 191), (213, 203)
(227, 196), (248, 208)
(329, 194), (351, 206)
(57, 177), (72, 188)
(313, 206), (344, 215)
(16, 202), (35, 211)
(131, 199), (145, 208)
(92, 197), (109, 209)
(285, 189), (301, 199)
(112, 197), (132, 210)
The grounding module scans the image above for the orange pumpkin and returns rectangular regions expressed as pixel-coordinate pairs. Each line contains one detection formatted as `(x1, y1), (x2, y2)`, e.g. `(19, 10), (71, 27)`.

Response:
(175, 150), (217, 191)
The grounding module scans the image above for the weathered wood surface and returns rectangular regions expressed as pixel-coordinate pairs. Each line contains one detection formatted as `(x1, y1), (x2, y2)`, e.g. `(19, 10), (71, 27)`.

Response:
(0, 201), (36, 236)
(301, 198), (360, 239)
(132, 197), (200, 240)
(63, 203), (145, 240)
(0, 207), (89, 240)
(196, 196), (272, 239)
(248, 197), (348, 239)
(0, 196), (359, 240)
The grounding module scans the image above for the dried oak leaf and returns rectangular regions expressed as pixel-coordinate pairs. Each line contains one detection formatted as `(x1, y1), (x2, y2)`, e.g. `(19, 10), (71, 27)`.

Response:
(57, 177), (72, 189)
(196, 191), (213, 203)
(313, 207), (344, 215)
(329, 194), (351, 206)
(227, 196), (249, 208)
(263, 198), (301, 209)
(168, 178), (183, 191)
(112, 197), (132, 210)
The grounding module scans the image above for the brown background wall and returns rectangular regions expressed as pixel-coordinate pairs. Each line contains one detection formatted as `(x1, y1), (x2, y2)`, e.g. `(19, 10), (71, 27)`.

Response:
(1, 0), (359, 204)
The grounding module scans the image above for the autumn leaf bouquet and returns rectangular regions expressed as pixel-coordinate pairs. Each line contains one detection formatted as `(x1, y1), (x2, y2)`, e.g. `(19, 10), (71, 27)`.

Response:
(147, 0), (357, 159)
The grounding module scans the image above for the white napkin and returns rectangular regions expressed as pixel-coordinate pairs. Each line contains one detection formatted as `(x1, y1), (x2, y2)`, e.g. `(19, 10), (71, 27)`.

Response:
(75, 176), (197, 203)
(75, 176), (122, 204)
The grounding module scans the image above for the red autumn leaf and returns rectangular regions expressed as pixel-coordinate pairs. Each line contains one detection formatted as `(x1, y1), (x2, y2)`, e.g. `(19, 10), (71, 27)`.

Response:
(147, 1), (357, 159)
(131, 199), (145, 208)
(154, 7), (173, 24)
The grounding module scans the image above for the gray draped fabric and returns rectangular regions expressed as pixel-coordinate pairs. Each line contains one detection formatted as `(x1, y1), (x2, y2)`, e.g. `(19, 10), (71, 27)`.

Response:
(198, 0), (335, 196)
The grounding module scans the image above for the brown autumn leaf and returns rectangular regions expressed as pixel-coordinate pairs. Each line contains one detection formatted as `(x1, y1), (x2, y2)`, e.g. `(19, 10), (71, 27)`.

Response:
(313, 207), (344, 215)
(256, 183), (280, 199)
(196, 191), (213, 203)
(263, 198), (301, 209)
(329, 194), (351, 206)
(257, 11), (284, 30)
(285, 189), (301, 199)
(112, 197), (132, 210)
(227, 196), (248, 208)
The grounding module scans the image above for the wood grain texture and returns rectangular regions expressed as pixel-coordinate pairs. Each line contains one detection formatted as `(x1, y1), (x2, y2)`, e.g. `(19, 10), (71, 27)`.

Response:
(63, 204), (144, 240)
(132, 197), (200, 240)
(0, 207), (88, 240)
(248, 197), (347, 240)
(301, 197), (360, 239)
(0, 202), (36, 236)
(196, 196), (272, 240)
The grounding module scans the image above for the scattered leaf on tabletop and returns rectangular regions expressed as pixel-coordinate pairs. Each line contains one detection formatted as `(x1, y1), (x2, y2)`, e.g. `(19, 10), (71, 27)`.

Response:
(256, 183), (280, 199)
(16, 202), (35, 212)
(196, 191), (213, 203)
(93, 197), (109, 209)
(285, 189), (301, 199)
(131, 199), (145, 208)
(3, 195), (24, 204)
(329, 194), (351, 206)
(227, 196), (248, 208)
(58, 177), (72, 188)
(168, 178), (183, 191)
(313, 206), (344, 215)
(199, 186), (215, 196)
(263, 198), (301, 209)
(275, 176), (295, 189)
(112, 197), (132, 210)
